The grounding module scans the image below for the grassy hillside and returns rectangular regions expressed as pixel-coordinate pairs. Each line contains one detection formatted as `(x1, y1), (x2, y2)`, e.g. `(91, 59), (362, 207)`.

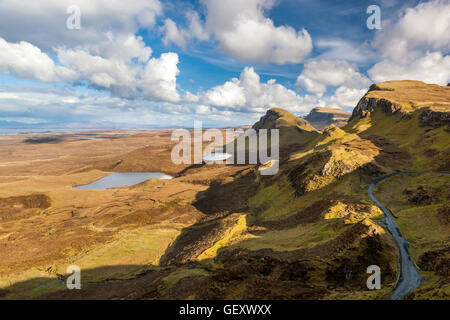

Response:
(151, 80), (448, 300)
(1, 81), (448, 300)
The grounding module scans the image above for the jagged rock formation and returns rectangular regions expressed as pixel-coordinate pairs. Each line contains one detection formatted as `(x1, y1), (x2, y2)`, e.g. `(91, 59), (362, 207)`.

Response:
(304, 107), (351, 131)
(350, 81), (450, 125)
(419, 110), (450, 127)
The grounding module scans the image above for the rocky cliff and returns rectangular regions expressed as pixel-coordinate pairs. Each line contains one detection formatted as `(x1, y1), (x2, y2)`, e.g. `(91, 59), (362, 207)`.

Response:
(350, 81), (450, 128)
(304, 107), (351, 131)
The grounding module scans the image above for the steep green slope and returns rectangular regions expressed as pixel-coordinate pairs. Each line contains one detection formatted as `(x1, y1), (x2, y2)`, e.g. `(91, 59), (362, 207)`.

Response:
(165, 81), (449, 300)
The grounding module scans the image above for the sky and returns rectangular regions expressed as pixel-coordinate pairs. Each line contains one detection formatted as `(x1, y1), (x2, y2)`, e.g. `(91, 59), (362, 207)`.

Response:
(0, 0), (449, 128)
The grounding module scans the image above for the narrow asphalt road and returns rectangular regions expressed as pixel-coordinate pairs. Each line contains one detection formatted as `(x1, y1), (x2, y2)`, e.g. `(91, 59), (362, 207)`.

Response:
(368, 172), (449, 300)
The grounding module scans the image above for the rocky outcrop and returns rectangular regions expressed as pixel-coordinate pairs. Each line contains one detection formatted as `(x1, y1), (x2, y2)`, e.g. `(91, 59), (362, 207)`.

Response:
(350, 97), (403, 121)
(159, 213), (243, 265)
(419, 247), (450, 277)
(304, 107), (351, 130)
(419, 109), (450, 127)
(252, 109), (281, 130)
(350, 81), (450, 123)
(253, 108), (315, 131)
(403, 186), (434, 206)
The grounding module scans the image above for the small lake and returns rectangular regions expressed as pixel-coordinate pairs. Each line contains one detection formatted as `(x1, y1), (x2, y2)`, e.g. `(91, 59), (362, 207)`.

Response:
(203, 152), (232, 162)
(74, 172), (173, 190)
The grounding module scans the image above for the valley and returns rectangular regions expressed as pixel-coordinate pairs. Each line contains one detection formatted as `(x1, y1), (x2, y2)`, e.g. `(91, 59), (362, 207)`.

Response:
(0, 80), (448, 300)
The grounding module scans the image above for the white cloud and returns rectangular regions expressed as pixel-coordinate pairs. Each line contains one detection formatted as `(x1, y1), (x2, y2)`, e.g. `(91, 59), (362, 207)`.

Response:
(0, 84), (262, 128)
(0, 0), (183, 104)
(203, 78), (246, 108)
(138, 52), (181, 102)
(368, 51), (450, 85)
(165, 0), (312, 64)
(56, 35), (181, 101)
(195, 105), (213, 114)
(296, 59), (371, 96)
(315, 38), (377, 64)
(57, 46), (137, 97)
(161, 11), (211, 49)
(0, 34), (181, 102)
(186, 11), (210, 41)
(201, 67), (315, 114)
(92, 33), (152, 63)
(161, 18), (189, 48)
(368, 0), (450, 85)
(3, 0), (448, 129)
(373, 0), (450, 62)
(0, 37), (76, 82)
(184, 91), (200, 103)
(0, 0), (162, 51)
(326, 86), (367, 109)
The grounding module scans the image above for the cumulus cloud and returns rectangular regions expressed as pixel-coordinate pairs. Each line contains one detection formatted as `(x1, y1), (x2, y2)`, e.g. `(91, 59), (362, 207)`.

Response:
(368, 51), (450, 85)
(58, 46), (180, 102)
(201, 67), (318, 114)
(296, 59), (371, 96)
(184, 91), (200, 103)
(163, 0), (312, 64)
(195, 105), (213, 114)
(0, 0), (184, 103)
(373, 0), (450, 62)
(161, 11), (211, 49)
(0, 37), (76, 83)
(200, 66), (365, 114)
(0, 0), (162, 51)
(138, 52), (180, 102)
(2, 0), (448, 129)
(0, 34), (181, 102)
(161, 18), (189, 48)
(368, 0), (450, 85)
(204, 0), (312, 64)
(203, 78), (246, 108)
(326, 87), (367, 110)
(0, 85), (128, 124)
(91, 33), (152, 63)
(57, 46), (137, 96)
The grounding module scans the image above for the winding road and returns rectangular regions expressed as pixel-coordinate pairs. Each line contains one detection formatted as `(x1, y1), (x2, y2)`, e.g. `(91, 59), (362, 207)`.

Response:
(368, 172), (450, 300)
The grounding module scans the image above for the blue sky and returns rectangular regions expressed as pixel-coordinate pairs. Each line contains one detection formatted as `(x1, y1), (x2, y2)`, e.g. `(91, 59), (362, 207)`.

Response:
(0, 0), (448, 128)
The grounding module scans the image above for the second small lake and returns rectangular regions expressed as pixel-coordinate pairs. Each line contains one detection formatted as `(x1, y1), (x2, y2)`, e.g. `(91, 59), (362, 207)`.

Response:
(74, 172), (173, 190)
(203, 152), (232, 163)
